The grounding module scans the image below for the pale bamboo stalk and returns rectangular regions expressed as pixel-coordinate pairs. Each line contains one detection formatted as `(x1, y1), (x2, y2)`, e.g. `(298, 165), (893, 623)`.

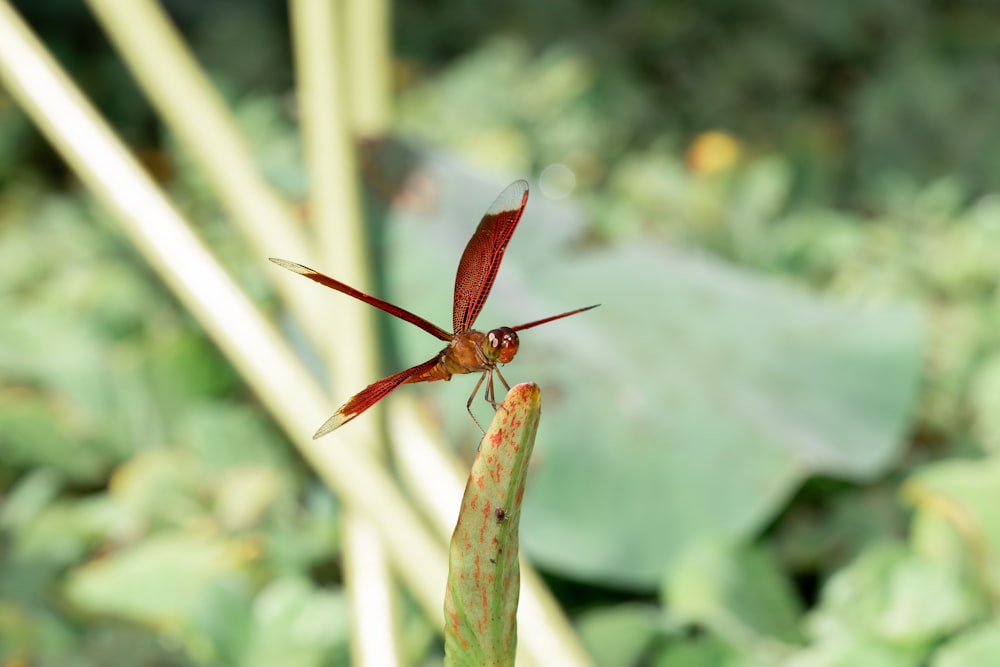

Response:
(289, 1), (396, 665)
(0, 3), (595, 665)
(84, 0), (329, 348)
(346, 0), (392, 136)
(0, 0), (448, 631)
(289, 0), (377, 405)
(86, 1), (398, 657)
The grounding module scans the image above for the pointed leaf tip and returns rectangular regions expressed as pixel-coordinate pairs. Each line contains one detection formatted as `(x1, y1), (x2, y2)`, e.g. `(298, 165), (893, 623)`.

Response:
(444, 383), (541, 666)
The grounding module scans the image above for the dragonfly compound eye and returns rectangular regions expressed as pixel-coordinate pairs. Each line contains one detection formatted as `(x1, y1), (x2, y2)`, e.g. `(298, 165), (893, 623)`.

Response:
(487, 327), (520, 363)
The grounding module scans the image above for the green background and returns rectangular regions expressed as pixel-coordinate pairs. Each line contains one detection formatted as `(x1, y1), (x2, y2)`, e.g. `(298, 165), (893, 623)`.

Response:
(2, 1), (1000, 665)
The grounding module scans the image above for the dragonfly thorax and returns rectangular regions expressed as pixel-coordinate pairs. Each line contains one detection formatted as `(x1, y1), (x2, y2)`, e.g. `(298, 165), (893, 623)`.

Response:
(484, 326), (519, 364)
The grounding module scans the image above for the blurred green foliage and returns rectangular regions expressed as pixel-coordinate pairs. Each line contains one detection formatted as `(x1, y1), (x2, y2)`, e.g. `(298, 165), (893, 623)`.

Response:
(3, 1), (1000, 666)
(396, 0), (1000, 207)
(0, 184), (354, 665)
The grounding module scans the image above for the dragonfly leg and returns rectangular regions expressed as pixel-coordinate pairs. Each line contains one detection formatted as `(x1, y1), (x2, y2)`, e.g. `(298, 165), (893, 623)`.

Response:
(466, 371), (488, 434)
(494, 366), (512, 392)
(486, 367), (511, 412)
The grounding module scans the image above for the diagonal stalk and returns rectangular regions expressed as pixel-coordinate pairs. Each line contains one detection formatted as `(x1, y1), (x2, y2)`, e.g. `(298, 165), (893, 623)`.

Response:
(0, 3), (594, 665)
(0, 0), (447, 633)
(289, 0), (394, 664)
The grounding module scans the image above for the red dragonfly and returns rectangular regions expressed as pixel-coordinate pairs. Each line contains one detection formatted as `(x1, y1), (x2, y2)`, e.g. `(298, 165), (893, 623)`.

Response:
(271, 180), (598, 439)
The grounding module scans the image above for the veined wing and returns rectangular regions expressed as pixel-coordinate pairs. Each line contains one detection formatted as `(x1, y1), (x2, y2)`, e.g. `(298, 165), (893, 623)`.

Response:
(451, 180), (529, 334)
(270, 258), (451, 341)
(312, 355), (441, 438)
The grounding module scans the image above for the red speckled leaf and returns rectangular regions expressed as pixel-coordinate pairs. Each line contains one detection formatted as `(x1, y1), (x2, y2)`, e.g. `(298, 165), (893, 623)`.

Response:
(443, 383), (541, 667)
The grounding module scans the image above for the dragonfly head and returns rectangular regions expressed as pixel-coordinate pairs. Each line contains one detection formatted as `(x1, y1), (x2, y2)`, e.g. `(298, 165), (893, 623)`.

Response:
(485, 327), (519, 364)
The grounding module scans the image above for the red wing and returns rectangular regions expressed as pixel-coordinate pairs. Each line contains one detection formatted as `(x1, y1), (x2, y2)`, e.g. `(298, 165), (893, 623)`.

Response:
(512, 304), (600, 332)
(270, 258), (451, 341)
(312, 355), (442, 438)
(452, 180), (529, 334)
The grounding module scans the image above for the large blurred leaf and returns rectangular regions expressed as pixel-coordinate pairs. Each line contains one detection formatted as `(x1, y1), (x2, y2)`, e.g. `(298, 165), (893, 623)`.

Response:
(904, 457), (1000, 602)
(931, 622), (1000, 667)
(65, 532), (249, 624)
(802, 541), (975, 656)
(783, 639), (923, 667)
(663, 541), (803, 654)
(377, 163), (921, 588)
(651, 635), (742, 667)
(232, 577), (350, 667)
(64, 535), (347, 667)
(576, 603), (663, 667)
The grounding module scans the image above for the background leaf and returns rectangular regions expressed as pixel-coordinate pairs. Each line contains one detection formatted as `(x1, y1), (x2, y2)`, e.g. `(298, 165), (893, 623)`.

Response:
(384, 163), (922, 587)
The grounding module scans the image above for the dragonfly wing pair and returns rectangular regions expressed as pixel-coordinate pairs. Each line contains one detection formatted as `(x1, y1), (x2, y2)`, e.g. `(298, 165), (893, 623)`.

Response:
(271, 180), (597, 438)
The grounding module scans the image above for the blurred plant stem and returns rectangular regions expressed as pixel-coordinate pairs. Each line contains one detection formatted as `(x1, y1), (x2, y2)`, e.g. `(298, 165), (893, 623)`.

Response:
(346, 0), (392, 137)
(0, 2), (593, 665)
(85, 0), (399, 659)
(289, 0), (393, 664)
(85, 0), (328, 344)
(0, 0), (448, 645)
